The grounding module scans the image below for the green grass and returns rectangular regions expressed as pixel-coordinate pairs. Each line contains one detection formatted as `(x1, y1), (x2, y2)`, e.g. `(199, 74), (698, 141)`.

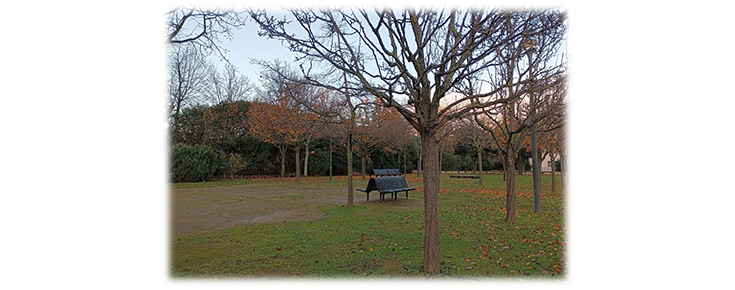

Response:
(171, 173), (566, 279)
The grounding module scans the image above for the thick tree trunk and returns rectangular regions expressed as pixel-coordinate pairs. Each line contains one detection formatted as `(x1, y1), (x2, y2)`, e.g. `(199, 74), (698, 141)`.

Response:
(347, 133), (354, 207)
(478, 148), (483, 187)
(505, 153), (517, 224)
(438, 148), (443, 175)
(420, 133), (440, 273)
(417, 144), (422, 177)
(502, 161), (506, 181)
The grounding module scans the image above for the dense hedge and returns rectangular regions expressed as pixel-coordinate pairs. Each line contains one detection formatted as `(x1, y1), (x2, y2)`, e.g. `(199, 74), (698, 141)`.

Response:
(170, 143), (224, 182)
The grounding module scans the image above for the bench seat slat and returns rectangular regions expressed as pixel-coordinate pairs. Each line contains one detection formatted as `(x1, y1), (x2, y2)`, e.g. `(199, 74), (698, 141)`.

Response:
(379, 187), (416, 193)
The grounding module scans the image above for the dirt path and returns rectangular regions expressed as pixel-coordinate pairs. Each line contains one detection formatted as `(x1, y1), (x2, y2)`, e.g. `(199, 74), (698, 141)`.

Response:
(171, 180), (422, 239)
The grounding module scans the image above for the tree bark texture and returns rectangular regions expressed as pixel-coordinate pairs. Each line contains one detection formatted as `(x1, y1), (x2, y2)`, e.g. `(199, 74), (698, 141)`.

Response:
(417, 144), (422, 177)
(361, 156), (367, 179)
(420, 133), (440, 273)
(532, 135), (541, 213)
(504, 153), (517, 224)
(347, 133), (354, 207)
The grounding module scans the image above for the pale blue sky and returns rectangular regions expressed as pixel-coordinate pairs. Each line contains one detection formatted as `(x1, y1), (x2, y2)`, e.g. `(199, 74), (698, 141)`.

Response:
(206, 10), (297, 90)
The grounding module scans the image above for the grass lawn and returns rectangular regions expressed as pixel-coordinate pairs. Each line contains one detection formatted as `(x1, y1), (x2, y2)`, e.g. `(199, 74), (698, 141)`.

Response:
(170, 172), (566, 279)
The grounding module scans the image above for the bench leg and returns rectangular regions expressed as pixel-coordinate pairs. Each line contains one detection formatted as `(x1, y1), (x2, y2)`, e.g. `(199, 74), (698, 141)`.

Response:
(367, 192), (369, 201)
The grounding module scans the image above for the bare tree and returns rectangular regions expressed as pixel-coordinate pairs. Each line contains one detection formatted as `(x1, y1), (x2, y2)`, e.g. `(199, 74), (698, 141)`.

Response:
(470, 10), (566, 223)
(253, 58), (370, 207)
(204, 63), (254, 104)
(167, 7), (248, 60)
(247, 7), (563, 273)
(168, 44), (209, 132)
(456, 118), (493, 186)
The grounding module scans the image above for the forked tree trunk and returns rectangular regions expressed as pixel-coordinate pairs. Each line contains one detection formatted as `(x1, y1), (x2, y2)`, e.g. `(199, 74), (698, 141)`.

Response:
(505, 153), (517, 224)
(420, 133), (440, 273)
(279, 146), (287, 178)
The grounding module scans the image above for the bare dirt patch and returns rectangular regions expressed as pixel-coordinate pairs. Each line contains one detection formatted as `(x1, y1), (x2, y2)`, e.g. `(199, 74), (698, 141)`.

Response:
(170, 179), (423, 239)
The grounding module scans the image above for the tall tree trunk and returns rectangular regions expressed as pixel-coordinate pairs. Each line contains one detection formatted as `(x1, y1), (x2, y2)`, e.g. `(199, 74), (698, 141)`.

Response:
(420, 133), (440, 273)
(279, 146), (287, 178)
(347, 132), (354, 207)
(550, 153), (556, 194)
(505, 152), (517, 224)
(517, 155), (524, 175)
(361, 155), (367, 179)
(471, 156), (477, 173)
(478, 148), (483, 187)
(295, 143), (301, 183)
(436, 146), (441, 190)
(403, 150), (407, 175)
(438, 148), (443, 175)
(304, 135), (310, 177)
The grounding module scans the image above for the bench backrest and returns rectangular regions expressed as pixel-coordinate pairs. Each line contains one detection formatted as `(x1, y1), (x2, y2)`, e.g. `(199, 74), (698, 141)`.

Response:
(372, 169), (388, 176)
(372, 168), (401, 176)
(373, 176), (410, 191)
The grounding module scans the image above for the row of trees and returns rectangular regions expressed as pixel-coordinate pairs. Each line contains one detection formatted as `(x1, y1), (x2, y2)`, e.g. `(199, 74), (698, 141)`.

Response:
(168, 96), (564, 182)
(167, 6), (567, 274)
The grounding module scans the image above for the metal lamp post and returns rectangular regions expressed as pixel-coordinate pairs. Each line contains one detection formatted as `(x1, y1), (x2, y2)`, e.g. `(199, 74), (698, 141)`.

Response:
(523, 39), (542, 214)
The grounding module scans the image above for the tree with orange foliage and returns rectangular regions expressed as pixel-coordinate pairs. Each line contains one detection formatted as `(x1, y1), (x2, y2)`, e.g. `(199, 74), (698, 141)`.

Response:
(352, 99), (412, 178)
(248, 101), (300, 178)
